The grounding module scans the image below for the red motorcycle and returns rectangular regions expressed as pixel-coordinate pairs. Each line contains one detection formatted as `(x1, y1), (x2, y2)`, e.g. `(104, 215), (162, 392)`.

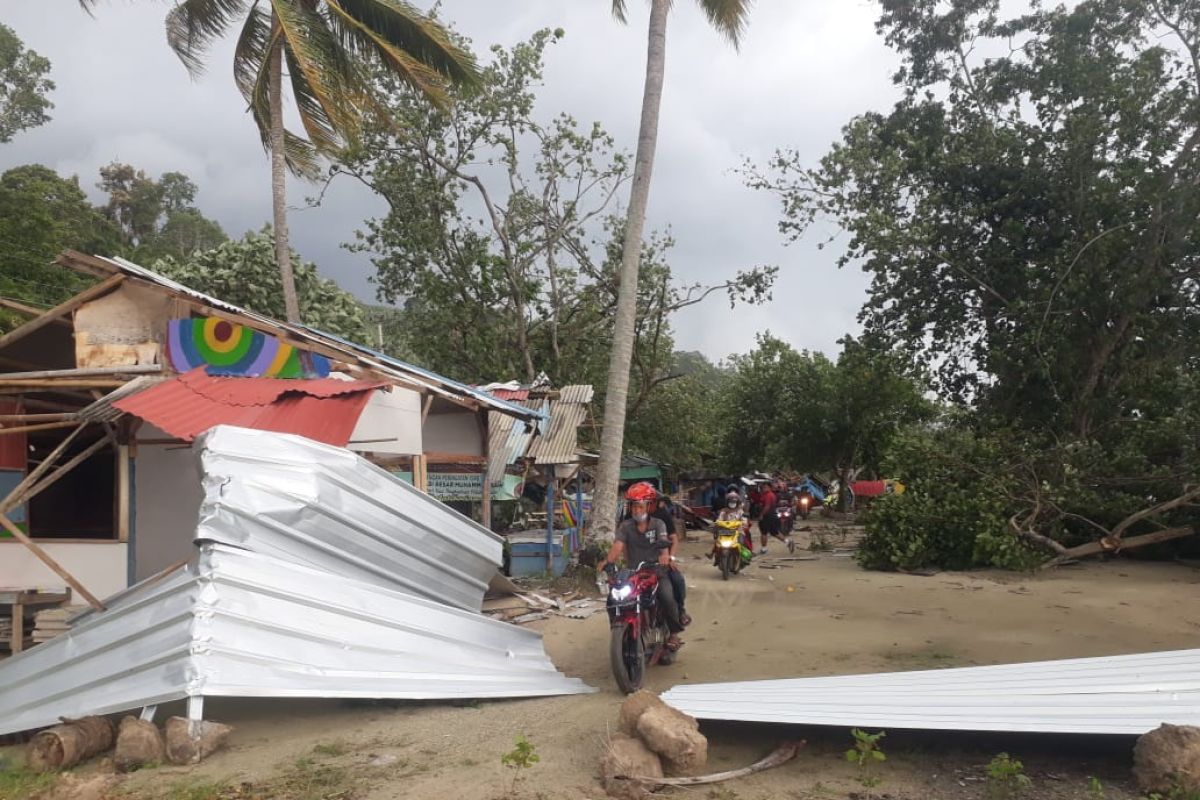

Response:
(605, 559), (675, 694)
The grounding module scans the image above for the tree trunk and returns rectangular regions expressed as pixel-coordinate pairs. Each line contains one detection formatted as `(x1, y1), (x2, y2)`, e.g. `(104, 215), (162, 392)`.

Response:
(590, 0), (669, 541)
(269, 15), (302, 324)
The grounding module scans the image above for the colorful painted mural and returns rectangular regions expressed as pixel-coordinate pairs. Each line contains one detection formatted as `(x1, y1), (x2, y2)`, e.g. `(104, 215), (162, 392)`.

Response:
(167, 318), (330, 378)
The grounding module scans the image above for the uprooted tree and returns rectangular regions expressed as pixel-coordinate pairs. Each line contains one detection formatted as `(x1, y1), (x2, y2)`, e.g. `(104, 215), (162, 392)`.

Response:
(748, 0), (1200, 567)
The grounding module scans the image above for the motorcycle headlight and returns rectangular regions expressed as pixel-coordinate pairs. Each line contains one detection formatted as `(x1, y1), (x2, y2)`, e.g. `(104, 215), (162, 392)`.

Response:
(610, 585), (634, 601)
(719, 540), (734, 548)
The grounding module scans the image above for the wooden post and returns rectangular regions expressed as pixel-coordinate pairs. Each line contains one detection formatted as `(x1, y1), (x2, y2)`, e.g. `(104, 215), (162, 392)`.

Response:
(545, 464), (556, 575)
(0, 514), (104, 609)
(12, 596), (23, 654)
(478, 411), (491, 530)
(117, 442), (130, 543)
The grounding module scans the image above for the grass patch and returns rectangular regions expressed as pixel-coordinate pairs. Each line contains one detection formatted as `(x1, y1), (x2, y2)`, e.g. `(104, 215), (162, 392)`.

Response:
(0, 764), (57, 800)
(159, 778), (235, 800)
(310, 741), (349, 758)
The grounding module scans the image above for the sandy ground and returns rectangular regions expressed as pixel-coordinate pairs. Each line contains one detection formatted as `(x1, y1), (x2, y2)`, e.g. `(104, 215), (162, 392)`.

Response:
(6, 521), (1200, 800)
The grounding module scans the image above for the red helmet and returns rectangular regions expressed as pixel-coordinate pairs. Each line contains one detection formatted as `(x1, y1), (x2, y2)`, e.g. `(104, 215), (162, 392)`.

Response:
(624, 482), (657, 503)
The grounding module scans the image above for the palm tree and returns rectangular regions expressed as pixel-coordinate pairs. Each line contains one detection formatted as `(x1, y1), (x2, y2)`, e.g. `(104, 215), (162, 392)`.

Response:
(79, 0), (477, 324)
(590, 0), (749, 540)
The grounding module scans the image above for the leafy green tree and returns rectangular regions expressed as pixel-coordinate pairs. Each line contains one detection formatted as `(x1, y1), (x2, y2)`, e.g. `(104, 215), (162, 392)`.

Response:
(0, 23), (53, 143)
(623, 352), (730, 472)
(153, 229), (369, 342)
(748, 0), (1200, 554)
(0, 165), (121, 331)
(716, 334), (930, 502)
(593, 0), (754, 541)
(80, 0), (478, 326)
(95, 163), (227, 260)
(340, 29), (773, 398)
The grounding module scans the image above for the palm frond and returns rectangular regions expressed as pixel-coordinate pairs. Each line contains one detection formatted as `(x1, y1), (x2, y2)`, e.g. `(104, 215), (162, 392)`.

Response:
(324, 0), (479, 89)
(611, 0), (628, 24)
(167, 0), (251, 76)
(285, 46), (345, 153)
(282, 129), (322, 178)
(695, 0), (749, 48)
(269, 0), (366, 136)
(325, 0), (452, 107)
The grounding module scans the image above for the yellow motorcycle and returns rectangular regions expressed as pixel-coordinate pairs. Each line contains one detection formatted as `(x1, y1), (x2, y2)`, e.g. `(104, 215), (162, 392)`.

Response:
(712, 519), (751, 580)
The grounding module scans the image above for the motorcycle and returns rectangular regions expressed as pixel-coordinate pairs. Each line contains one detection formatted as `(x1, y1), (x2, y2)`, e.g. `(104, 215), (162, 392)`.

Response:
(712, 519), (751, 580)
(605, 551), (675, 694)
(797, 493), (813, 520)
(777, 502), (795, 535)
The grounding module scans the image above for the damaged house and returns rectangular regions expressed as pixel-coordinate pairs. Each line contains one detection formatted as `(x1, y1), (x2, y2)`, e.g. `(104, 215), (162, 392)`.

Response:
(0, 251), (542, 612)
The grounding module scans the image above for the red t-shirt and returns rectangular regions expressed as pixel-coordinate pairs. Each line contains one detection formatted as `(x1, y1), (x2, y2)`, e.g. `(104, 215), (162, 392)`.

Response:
(760, 489), (777, 514)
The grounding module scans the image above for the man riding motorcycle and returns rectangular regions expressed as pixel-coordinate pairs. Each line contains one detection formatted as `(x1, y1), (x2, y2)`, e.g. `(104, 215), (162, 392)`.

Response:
(599, 483), (685, 651)
(717, 490), (753, 552)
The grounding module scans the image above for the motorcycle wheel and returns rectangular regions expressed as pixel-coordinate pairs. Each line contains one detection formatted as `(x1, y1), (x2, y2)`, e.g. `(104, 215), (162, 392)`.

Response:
(610, 622), (645, 694)
(723, 551), (736, 580)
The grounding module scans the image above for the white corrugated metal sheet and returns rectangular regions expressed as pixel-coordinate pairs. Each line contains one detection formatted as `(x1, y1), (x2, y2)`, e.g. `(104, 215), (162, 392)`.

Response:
(0, 426), (592, 735)
(661, 649), (1200, 735)
(196, 426), (500, 612)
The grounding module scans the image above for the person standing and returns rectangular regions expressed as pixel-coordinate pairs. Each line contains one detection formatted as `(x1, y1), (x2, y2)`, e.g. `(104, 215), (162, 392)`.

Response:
(757, 481), (779, 553)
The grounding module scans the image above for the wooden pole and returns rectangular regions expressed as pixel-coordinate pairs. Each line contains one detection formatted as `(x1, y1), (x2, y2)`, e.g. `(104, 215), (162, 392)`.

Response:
(0, 365), (161, 381)
(0, 420), (80, 436)
(0, 413), (76, 423)
(2, 436), (111, 516)
(479, 411), (491, 530)
(0, 425), (84, 515)
(0, 273), (124, 352)
(117, 443), (130, 543)
(0, 514), (104, 610)
(0, 380), (126, 389)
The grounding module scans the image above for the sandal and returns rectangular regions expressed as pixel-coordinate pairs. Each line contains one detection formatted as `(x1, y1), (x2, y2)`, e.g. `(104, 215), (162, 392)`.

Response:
(666, 635), (684, 652)
(680, 612), (693, 627)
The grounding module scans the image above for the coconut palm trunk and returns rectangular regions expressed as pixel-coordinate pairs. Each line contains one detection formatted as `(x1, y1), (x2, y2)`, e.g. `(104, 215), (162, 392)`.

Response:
(591, 0), (670, 541)
(268, 14), (301, 324)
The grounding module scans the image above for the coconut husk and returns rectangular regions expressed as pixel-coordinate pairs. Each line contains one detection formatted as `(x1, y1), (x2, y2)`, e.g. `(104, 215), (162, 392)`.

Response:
(114, 716), (165, 772)
(27, 716), (115, 772)
(164, 717), (232, 765)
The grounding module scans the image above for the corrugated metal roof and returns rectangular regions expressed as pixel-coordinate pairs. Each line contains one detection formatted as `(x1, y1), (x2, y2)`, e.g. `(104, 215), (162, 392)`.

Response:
(490, 389), (530, 401)
(0, 426), (592, 735)
(70, 254), (540, 423)
(661, 649), (1200, 735)
(525, 385), (593, 465)
(112, 369), (380, 446)
(196, 426), (500, 611)
(77, 375), (170, 423)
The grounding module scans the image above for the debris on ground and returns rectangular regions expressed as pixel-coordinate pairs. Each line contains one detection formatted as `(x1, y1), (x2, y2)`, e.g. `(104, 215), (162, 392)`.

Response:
(600, 733), (662, 800)
(27, 716), (115, 772)
(1133, 723), (1200, 794)
(636, 704), (707, 774)
(164, 717), (233, 765)
(113, 715), (165, 772)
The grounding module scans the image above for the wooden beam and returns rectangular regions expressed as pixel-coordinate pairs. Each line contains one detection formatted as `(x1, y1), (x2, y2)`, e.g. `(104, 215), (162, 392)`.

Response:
(117, 443), (130, 543)
(55, 250), (121, 279)
(1051, 526), (1195, 565)
(0, 420), (80, 436)
(0, 365), (161, 381)
(479, 411), (491, 530)
(0, 297), (70, 326)
(0, 514), (105, 610)
(0, 273), (124, 352)
(0, 413), (75, 423)
(422, 451), (487, 465)
(421, 394), (434, 424)
(0, 425), (84, 515)
(4, 435), (111, 514)
(0, 379), (126, 389)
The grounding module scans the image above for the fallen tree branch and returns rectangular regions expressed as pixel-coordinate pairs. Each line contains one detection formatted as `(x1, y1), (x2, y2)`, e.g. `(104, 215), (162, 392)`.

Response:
(1110, 485), (1200, 541)
(624, 740), (804, 786)
(1043, 526), (1195, 569)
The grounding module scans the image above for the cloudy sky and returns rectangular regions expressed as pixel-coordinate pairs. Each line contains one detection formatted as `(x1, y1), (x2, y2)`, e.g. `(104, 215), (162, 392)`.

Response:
(1, 1), (902, 365)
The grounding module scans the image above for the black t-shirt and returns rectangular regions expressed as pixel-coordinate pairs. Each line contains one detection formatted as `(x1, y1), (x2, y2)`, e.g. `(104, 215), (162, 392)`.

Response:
(651, 506), (674, 535)
(615, 517), (670, 569)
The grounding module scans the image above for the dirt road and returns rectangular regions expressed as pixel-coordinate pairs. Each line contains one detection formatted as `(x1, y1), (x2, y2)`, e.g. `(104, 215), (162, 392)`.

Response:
(12, 524), (1200, 800)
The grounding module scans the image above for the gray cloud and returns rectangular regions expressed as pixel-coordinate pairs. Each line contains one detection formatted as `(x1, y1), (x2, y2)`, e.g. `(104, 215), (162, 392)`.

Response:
(1, 0), (901, 365)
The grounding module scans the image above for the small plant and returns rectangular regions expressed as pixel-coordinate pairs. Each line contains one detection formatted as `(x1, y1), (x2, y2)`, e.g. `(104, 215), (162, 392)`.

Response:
(1144, 782), (1200, 800)
(985, 753), (1031, 799)
(845, 728), (886, 789)
(311, 739), (349, 757)
(500, 734), (540, 794)
(1087, 776), (1105, 799)
(808, 533), (833, 552)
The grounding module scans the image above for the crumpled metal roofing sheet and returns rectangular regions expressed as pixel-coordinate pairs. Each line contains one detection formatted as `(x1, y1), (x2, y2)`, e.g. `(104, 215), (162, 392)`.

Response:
(661, 649), (1200, 735)
(195, 426), (501, 611)
(0, 425), (591, 735)
(0, 544), (591, 735)
(112, 369), (380, 446)
(525, 385), (593, 465)
(85, 255), (540, 423)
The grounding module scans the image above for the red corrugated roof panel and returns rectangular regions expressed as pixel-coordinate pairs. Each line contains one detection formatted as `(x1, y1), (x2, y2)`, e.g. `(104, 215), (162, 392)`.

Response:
(114, 368), (382, 446)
